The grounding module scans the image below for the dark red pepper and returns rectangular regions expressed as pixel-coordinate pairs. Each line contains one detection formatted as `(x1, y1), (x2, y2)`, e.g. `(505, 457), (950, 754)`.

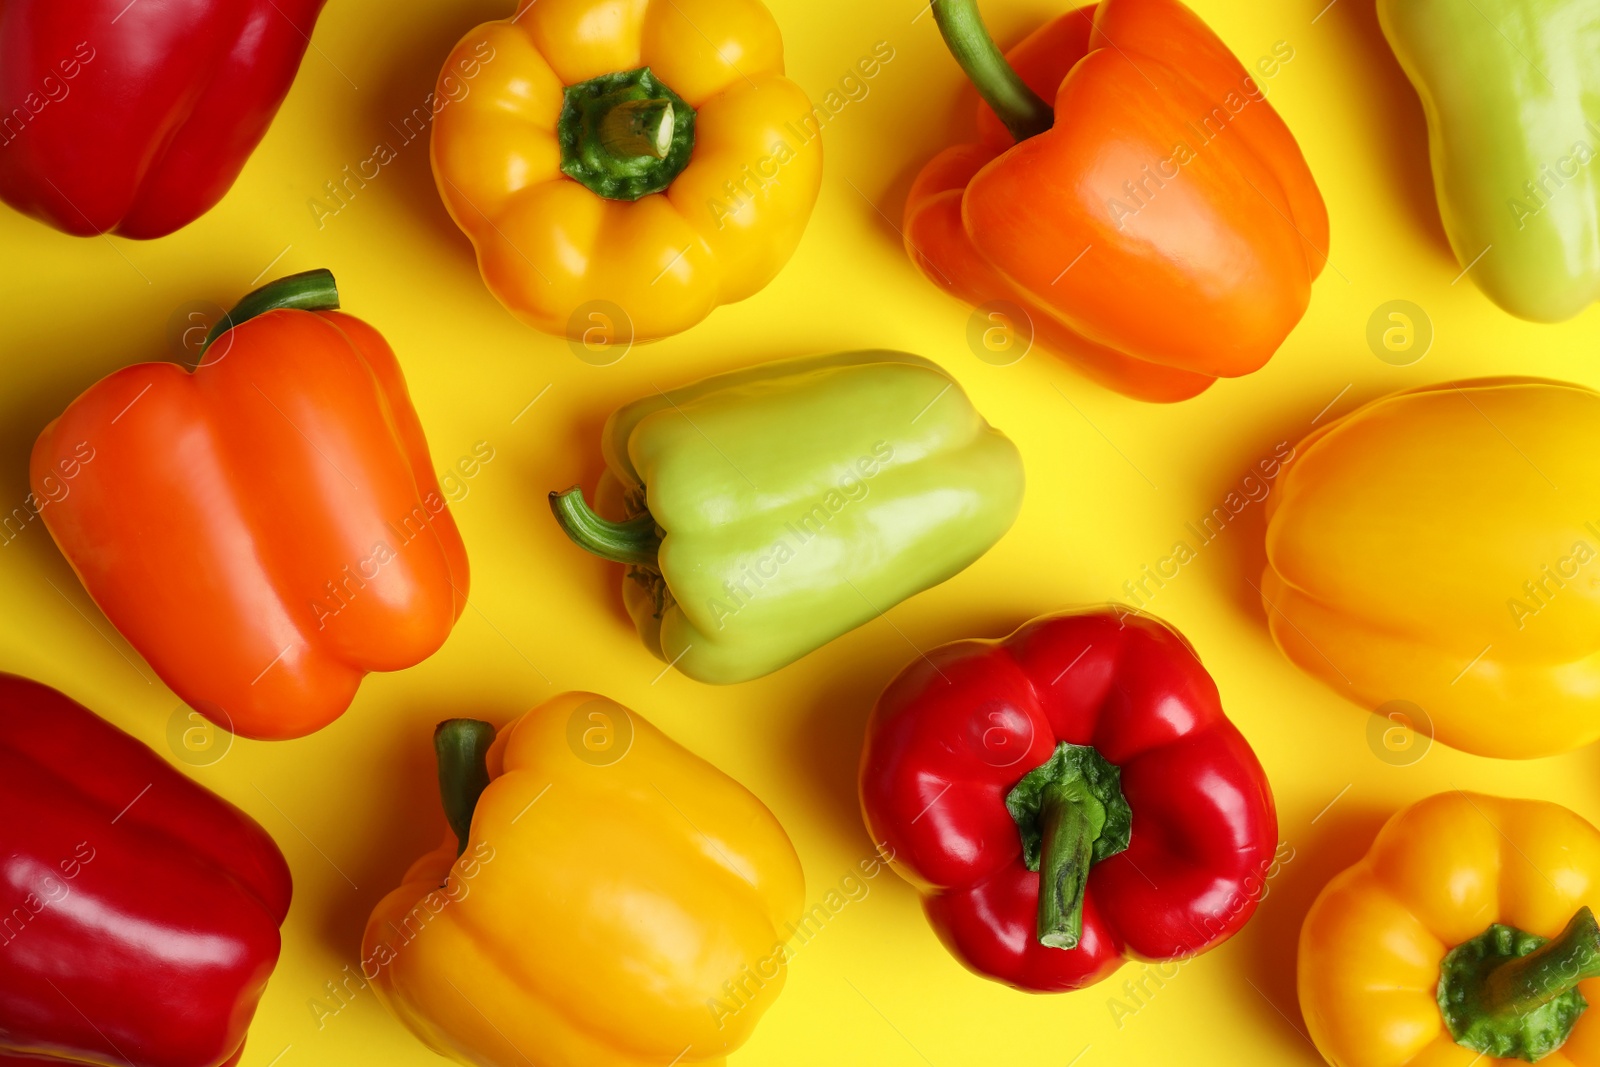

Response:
(0, 0), (326, 238)
(0, 674), (291, 1066)
(858, 609), (1277, 992)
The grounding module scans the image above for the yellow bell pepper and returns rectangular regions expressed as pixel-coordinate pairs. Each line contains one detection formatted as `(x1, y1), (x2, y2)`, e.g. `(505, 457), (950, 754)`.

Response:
(1299, 792), (1600, 1067)
(1262, 378), (1600, 759)
(430, 0), (823, 342)
(362, 692), (804, 1067)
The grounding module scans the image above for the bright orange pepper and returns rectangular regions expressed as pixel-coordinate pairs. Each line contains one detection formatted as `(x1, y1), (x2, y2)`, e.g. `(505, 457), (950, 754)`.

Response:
(30, 270), (468, 740)
(906, 0), (1328, 402)
(1300, 792), (1600, 1067)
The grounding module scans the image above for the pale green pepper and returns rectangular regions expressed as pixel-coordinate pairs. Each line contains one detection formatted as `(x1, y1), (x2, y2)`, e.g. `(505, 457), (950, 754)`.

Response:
(550, 351), (1025, 685)
(1379, 0), (1600, 321)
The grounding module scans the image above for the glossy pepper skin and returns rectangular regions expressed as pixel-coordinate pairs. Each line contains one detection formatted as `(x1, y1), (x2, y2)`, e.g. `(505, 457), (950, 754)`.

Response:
(906, 0), (1328, 402)
(0, 0), (325, 239)
(31, 271), (468, 741)
(1301, 793), (1600, 1066)
(1263, 378), (1600, 760)
(1380, 0), (1600, 322)
(431, 0), (822, 342)
(859, 609), (1278, 992)
(549, 351), (1025, 685)
(363, 692), (804, 1067)
(0, 674), (291, 1067)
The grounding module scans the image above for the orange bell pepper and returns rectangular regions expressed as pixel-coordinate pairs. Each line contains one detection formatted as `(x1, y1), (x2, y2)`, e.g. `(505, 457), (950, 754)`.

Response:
(906, 0), (1328, 402)
(31, 270), (469, 740)
(1300, 792), (1600, 1066)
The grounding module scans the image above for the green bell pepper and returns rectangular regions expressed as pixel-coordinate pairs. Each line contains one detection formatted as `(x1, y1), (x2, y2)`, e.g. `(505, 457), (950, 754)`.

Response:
(550, 351), (1025, 685)
(1379, 0), (1600, 321)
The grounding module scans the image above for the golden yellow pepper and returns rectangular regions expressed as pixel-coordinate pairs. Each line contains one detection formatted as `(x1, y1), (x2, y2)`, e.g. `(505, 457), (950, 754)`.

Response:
(362, 692), (804, 1067)
(1262, 378), (1600, 759)
(1299, 792), (1600, 1066)
(430, 0), (823, 343)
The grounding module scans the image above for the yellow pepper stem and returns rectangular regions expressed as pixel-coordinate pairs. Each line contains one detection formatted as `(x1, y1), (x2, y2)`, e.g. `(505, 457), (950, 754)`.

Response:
(1439, 906), (1600, 1061)
(557, 66), (696, 200)
(599, 98), (675, 160)
(434, 719), (496, 857)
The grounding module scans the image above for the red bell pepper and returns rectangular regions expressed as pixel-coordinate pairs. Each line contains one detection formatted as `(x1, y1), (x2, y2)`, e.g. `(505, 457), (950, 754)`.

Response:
(31, 269), (469, 740)
(0, 0), (326, 238)
(859, 609), (1277, 991)
(0, 673), (290, 1066)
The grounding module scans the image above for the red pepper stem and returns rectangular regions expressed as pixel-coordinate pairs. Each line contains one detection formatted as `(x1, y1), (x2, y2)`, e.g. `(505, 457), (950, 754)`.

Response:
(930, 0), (1054, 143)
(434, 719), (496, 858)
(1481, 908), (1600, 1018)
(200, 268), (340, 358)
(1036, 776), (1106, 950)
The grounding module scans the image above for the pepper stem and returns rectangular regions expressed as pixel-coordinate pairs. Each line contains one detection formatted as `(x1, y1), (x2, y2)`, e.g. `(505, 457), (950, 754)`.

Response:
(434, 719), (496, 857)
(549, 487), (661, 568)
(930, 0), (1054, 143)
(1439, 907), (1600, 1060)
(600, 98), (675, 159)
(1036, 777), (1106, 949)
(201, 268), (340, 357)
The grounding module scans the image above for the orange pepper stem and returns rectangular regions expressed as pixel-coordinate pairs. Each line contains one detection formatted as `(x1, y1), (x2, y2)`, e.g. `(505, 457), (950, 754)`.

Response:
(549, 487), (662, 569)
(1439, 907), (1600, 1060)
(199, 268), (339, 357)
(930, 0), (1054, 143)
(434, 719), (496, 858)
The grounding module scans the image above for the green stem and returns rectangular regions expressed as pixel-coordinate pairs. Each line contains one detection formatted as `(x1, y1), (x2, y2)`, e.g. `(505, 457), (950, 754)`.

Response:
(1439, 907), (1600, 1061)
(1481, 909), (1600, 1018)
(1035, 777), (1104, 950)
(200, 268), (340, 356)
(930, 0), (1054, 143)
(434, 719), (496, 857)
(600, 98), (675, 159)
(549, 487), (661, 568)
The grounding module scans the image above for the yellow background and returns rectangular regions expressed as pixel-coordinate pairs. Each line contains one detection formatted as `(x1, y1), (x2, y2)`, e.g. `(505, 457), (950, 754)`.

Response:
(1, 0), (1595, 1064)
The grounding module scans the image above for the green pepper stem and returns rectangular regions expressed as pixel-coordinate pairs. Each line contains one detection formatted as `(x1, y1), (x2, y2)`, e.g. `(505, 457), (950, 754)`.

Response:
(549, 487), (661, 568)
(930, 0), (1054, 143)
(200, 268), (340, 357)
(434, 719), (496, 857)
(600, 98), (675, 159)
(1035, 776), (1106, 949)
(1481, 908), (1600, 1018)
